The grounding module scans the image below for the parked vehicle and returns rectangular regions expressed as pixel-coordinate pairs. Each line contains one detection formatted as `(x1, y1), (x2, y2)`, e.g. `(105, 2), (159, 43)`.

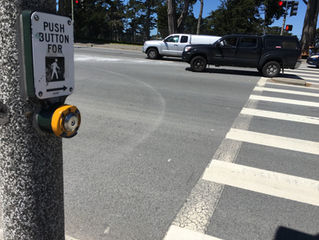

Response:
(182, 34), (301, 78)
(143, 34), (220, 59)
(307, 54), (319, 68)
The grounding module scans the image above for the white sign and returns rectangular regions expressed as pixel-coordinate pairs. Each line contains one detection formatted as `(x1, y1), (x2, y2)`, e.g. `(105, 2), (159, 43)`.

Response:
(31, 12), (74, 99)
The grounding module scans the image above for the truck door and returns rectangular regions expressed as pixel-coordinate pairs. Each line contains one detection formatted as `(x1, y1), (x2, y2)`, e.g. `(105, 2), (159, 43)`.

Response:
(176, 35), (189, 56)
(215, 37), (238, 65)
(162, 35), (180, 56)
(236, 37), (259, 67)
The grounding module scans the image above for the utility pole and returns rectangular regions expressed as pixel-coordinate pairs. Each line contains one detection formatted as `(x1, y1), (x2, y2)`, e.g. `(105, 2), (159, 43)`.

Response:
(0, 1), (80, 239)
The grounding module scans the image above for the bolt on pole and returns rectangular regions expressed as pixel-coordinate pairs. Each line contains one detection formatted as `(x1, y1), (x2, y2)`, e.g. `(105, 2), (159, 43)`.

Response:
(0, 1), (65, 239)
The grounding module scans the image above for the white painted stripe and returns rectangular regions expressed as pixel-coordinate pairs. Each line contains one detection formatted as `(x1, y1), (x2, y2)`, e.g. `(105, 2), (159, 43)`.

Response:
(164, 225), (222, 240)
(203, 160), (319, 206)
(249, 95), (319, 107)
(301, 77), (319, 82)
(226, 128), (319, 155)
(286, 68), (319, 74)
(254, 86), (319, 97)
(266, 81), (319, 90)
(240, 107), (319, 125)
(66, 236), (80, 240)
(307, 81), (319, 85)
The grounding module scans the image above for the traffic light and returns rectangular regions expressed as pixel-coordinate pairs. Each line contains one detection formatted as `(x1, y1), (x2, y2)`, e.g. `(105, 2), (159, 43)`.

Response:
(278, 1), (284, 6)
(75, 0), (79, 3)
(290, 1), (299, 16)
(285, 25), (293, 31)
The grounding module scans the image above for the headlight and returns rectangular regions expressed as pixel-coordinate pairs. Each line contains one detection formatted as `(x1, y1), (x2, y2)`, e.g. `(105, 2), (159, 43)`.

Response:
(184, 46), (192, 52)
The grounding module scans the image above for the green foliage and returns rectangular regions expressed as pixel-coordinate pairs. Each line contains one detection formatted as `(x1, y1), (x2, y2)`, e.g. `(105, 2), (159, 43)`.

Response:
(205, 0), (285, 36)
(74, 0), (125, 42)
(207, 0), (263, 35)
(156, 3), (168, 38)
(71, 0), (286, 44)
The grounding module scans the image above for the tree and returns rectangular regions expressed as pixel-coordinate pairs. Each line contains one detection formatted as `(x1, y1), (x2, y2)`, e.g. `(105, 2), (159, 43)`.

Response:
(300, 0), (319, 55)
(167, 0), (177, 33)
(196, 0), (204, 34)
(208, 0), (264, 36)
(177, 0), (190, 32)
(205, 0), (285, 36)
(58, 0), (71, 17)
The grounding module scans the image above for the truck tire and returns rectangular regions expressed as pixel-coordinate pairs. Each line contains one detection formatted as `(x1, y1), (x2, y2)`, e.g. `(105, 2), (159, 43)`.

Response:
(262, 61), (281, 78)
(147, 48), (159, 59)
(190, 56), (207, 72)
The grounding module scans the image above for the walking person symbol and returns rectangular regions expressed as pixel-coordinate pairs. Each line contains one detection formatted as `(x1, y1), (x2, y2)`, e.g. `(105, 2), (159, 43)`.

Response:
(51, 58), (60, 81)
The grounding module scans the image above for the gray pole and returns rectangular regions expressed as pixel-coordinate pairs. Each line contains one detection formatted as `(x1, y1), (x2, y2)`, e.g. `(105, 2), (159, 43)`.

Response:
(0, 1), (65, 240)
(280, 1), (289, 36)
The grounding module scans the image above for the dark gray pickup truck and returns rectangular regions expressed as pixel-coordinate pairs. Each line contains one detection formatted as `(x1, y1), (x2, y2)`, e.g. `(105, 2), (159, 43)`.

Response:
(182, 34), (301, 77)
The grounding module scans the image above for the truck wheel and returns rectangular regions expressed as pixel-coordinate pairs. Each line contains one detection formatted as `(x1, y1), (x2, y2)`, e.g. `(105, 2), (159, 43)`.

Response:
(262, 61), (280, 78)
(190, 56), (207, 72)
(147, 48), (159, 59)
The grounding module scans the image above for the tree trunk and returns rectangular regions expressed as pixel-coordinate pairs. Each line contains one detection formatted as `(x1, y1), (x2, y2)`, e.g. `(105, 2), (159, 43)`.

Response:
(145, 2), (152, 40)
(196, 0), (204, 35)
(301, 0), (319, 55)
(58, 0), (71, 17)
(177, 0), (190, 33)
(167, 0), (176, 34)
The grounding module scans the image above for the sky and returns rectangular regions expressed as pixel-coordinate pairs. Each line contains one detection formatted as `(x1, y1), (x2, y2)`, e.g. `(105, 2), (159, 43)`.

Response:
(191, 0), (318, 40)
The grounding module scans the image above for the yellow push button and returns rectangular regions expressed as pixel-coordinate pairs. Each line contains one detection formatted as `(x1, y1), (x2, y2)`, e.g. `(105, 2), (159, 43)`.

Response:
(51, 105), (81, 138)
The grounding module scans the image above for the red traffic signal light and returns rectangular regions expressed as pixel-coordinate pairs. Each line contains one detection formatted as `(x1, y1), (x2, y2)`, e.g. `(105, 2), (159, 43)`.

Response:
(75, 0), (79, 3)
(285, 25), (293, 31)
(278, 1), (284, 6)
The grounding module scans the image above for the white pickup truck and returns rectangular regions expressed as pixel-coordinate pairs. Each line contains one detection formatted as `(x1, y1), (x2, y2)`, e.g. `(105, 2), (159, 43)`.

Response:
(143, 34), (220, 59)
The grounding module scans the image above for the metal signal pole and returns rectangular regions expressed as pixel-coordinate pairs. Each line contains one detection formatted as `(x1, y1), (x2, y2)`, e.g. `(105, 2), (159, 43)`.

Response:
(280, 1), (289, 35)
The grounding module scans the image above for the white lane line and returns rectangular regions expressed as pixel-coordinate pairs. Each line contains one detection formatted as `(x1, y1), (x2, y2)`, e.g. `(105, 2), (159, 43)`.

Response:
(249, 95), (319, 107)
(203, 160), (319, 206)
(284, 72), (319, 78)
(164, 225), (222, 240)
(286, 68), (319, 74)
(240, 107), (319, 125)
(266, 81), (319, 90)
(300, 77), (319, 82)
(226, 128), (319, 155)
(254, 86), (319, 97)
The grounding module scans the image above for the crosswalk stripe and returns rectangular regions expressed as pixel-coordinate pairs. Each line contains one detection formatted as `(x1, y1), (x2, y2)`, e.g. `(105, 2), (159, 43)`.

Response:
(300, 77), (319, 82)
(307, 81), (319, 85)
(240, 107), (319, 125)
(266, 81), (319, 90)
(285, 72), (319, 78)
(203, 160), (319, 206)
(254, 86), (319, 97)
(226, 128), (319, 155)
(164, 226), (222, 240)
(249, 95), (319, 107)
(286, 68), (319, 74)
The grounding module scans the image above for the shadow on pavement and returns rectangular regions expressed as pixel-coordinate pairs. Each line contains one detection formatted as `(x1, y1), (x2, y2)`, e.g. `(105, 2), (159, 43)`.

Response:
(185, 67), (307, 80)
(274, 226), (319, 240)
(185, 67), (262, 77)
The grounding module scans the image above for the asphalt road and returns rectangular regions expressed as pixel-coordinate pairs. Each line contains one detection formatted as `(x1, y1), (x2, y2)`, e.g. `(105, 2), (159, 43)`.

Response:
(63, 47), (261, 240)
